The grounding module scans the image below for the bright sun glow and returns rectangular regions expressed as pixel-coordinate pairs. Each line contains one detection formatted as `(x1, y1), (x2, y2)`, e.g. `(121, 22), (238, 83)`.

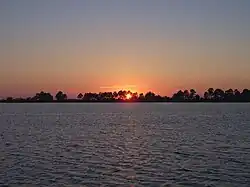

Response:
(126, 93), (132, 100)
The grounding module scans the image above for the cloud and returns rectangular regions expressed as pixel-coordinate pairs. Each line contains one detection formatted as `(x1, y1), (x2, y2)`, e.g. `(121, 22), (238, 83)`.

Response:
(100, 85), (137, 89)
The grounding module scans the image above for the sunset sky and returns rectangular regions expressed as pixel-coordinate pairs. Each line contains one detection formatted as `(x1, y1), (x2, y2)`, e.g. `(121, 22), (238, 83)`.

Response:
(0, 0), (250, 98)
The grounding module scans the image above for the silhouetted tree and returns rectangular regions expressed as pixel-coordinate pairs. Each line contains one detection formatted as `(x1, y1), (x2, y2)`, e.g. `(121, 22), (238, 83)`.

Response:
(56, 91), (67, 101)
(234, 89), (241, 101)
(26, 97), (31, 101)
(131, 92), (138, 101)
(145, 91), (156, 101)
(195, 94), (201, 101)
(77, 93), (83, 100)
(241, 89), (250, 101)
(172, 90), (184, 101)
(208, 88), (214, 100)
(190, 89), (196, 100)
(99, 92), (113, 101)
(225, 89), (234, 101)
(118, 90), (127, 100)
(138, 93), (144, 101)
(204, 91), (209, 100)
(2, 87), (250, 103)
(33, 91), (53, 102)
(234, 89), (241, 97)
(214, 89), (225, 101)
(6, 97), (13, 102)
(15, 98), (26, 102)
(127, 90), (132, 95)
(163, 96), (170, 101)
(155, 94), (164, 101)
(183, 90), (190, 100)
(84, 92), (98, 101)
(113, 91), (118, 99)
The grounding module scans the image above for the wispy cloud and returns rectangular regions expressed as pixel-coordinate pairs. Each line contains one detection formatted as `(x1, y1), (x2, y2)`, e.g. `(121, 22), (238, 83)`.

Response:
(100, 85), (137, 89)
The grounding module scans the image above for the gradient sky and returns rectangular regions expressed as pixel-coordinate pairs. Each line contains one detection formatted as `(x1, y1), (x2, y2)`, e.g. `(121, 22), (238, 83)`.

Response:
(1, 0), (250, 98)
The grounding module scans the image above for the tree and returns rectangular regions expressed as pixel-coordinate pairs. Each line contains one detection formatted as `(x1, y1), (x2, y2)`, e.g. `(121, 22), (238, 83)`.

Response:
(139, 93), (144, 101)
(190, 89), (196, 100)
(3, 87), (250, 103)
(131, 92), (138, 100)
(145, 91), (156, 101)
(63, 94), (67, 100)
(32, 91), (53, 102)
(204, 91), (209, 100)
(118, 90), (127, 100)
(56, 91), (67, 101)
(214, 89), (225, 101)
(208, 88), (214, 100)
(241, 89), (250, 101)
(172, 90), (184, 101)
(77, 93), (83, 100)
(225, 89), (234, 101)
(127, 90), (132, 95)
(234, 89), (241, 101)
(6, 97), (13, 102)
(183, 90), (190, 100)
(195, 94), (200, 101)
(97, 92), (113, 101)
(234, 89), (241, 97)
(113, 91), (118, 99)
(84, 92), (98, 101)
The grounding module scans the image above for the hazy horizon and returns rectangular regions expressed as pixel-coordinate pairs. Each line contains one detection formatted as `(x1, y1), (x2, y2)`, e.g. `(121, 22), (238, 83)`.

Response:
(1, 0), (250, 98)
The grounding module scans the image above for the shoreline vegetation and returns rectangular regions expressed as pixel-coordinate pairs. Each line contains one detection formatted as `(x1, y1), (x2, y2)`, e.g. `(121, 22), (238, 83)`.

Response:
(1, 88), (250, 103)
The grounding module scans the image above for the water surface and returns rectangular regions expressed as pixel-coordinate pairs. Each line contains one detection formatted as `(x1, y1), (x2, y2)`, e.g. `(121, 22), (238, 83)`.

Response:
(1, 103), (250, 186)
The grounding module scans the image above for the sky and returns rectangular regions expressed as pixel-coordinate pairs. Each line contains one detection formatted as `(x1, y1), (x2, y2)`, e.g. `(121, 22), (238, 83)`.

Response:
(0, 0), (250, 98)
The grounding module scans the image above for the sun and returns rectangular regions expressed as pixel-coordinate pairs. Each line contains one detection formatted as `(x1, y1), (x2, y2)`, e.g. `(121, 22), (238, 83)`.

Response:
(126, 93), (132, 100)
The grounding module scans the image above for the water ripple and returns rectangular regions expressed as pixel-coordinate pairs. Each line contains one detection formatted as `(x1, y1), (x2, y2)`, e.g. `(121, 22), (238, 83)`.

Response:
(1, 103), (250, 186)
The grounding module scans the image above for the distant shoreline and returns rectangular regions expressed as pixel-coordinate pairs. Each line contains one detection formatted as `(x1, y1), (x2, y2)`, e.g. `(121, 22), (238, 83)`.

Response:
(1, 88), (250, 103)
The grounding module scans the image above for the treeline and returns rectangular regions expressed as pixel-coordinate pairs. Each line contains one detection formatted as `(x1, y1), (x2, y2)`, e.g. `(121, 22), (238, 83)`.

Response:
(1, 88), (250, 102)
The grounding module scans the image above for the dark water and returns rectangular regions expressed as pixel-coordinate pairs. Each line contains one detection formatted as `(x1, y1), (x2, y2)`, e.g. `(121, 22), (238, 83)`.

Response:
(0, 103), (250, 187)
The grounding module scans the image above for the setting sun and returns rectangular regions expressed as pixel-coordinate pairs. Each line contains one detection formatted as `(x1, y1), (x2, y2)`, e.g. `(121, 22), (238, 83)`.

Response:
(126, 93), (132, 100)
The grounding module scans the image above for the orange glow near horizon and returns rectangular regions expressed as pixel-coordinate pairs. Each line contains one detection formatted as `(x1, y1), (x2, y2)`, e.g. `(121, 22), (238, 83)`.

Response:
(126, 93), (132, 100)
(1, 1), (250, 99)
